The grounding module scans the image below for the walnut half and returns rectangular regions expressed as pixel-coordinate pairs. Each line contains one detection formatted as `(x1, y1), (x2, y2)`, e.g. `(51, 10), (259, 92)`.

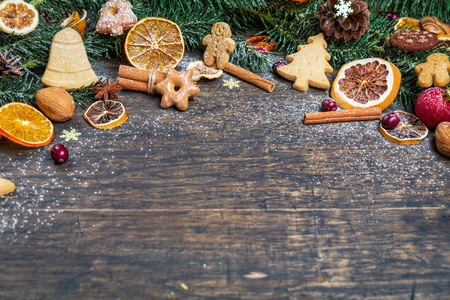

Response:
(436, 121), (450, 158)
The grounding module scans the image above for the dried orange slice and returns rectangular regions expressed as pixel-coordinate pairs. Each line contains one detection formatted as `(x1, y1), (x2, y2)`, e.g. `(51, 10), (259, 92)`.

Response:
(124, 17), (185, 72)
(331, 58), (401, 111)
(0, 102), (54, 147)
(84, 100), (127, 129)
(394, 17), (420, 31)
(379, 111), (429, 144)
(186, 61), (223, 81)
(60, 9), (87, 35)
(0, 0), (39, 35)
(437, 34), (450, 48)
(245, 36), (277, 51)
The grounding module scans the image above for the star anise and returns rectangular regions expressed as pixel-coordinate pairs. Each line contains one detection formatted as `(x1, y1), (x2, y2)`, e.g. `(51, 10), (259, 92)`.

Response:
(0, 50), (23, 78)
(91, 76), (122, 100)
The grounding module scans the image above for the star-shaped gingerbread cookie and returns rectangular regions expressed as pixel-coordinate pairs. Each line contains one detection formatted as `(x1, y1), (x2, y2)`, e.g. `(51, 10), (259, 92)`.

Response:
(153, 69), (200, 111)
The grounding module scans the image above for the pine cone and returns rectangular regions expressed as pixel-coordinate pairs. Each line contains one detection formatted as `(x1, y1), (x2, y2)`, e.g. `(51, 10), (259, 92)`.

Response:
(318, 0), (370, 41)
(0, 51), (23, 78)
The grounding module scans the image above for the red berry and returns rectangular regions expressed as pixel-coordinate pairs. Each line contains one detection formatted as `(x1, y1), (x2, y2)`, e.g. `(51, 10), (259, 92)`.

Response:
(381, 112), (401, 129)
(253, 46), (268, 54)
(51, 144), (69, 164)
(386, 11), (400, 20)
(415, 87), (450, 127)
(272, 61), (287, 74)
(321, 98), (338, 111)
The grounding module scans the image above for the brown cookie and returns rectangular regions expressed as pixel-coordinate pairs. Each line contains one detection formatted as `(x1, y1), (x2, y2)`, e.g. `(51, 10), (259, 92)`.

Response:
(415, 53), (450, 88)
(202, 22), (235, 69)
(420, 16), (450, 35)
(277, 33), (333, 91)
(389, 30), (438, 52)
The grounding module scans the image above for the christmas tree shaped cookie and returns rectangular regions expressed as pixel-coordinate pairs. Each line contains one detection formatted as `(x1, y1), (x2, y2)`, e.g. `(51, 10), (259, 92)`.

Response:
(277, 33), (333, 92)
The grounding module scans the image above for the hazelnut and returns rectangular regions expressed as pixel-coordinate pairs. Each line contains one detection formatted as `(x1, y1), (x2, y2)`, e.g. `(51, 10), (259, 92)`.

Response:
(36, 87), (75, 122)
(435, 122), (450, 158)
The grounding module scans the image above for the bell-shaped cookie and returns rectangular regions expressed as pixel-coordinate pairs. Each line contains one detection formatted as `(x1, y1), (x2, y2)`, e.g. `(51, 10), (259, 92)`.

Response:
(42, 28), (98, 90)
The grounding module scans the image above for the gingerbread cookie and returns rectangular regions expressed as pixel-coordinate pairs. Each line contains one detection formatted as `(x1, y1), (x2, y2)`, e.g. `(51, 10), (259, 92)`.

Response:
(415, 53), (450, 88)
(202, 22), (235, 69)
(276, 33), (333, 92)
(420, 16), (450, 35)
(96, 0), (137, 36)
(389, 30), (438, 52)
(153, 68), (200, 111)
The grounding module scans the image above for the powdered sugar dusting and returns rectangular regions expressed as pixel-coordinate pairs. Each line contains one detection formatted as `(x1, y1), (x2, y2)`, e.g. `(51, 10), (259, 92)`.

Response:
(1, 54), (449, 244)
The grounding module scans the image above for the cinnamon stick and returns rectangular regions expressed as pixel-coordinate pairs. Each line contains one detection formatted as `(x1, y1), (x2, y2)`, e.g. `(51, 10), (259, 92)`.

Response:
(303, 107), (382, 124)
(118, 77), (148, 92)
(223, 63), (275, 93)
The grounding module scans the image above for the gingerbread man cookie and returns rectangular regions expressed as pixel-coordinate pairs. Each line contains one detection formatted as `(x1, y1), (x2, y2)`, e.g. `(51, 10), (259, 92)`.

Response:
(153, 68), (200, 111)
(415, 53), (450, 88)
(202, 22), (235, 69)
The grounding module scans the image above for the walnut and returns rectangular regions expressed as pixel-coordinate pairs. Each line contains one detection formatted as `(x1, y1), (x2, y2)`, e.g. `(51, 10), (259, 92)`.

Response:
(435, 122), (450, 158)
(36, 87), (75, 122)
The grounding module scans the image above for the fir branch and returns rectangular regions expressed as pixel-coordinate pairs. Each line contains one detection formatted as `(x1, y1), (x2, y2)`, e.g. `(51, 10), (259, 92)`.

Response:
(230, 41), (274, 72)
(0, 74), (43, 106)
(67, 83), (98, 109)
(326, 14), (394, 68)
(366, 0), (450, 22)
(386, 46), (450, 108)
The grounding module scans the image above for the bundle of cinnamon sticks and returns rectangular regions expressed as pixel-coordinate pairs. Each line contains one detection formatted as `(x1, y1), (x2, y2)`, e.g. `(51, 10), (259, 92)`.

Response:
(118, 65), (165, 93)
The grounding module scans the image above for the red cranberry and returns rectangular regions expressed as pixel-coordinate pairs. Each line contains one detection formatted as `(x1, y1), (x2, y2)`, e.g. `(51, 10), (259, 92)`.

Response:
(272, 61), (287, 74)
(381, 112), (401, 130)
(253, 46), (268, 54)
(386, 11), (400, 21)
(51, 144), (69, 164)
(321, 98), (338, 111)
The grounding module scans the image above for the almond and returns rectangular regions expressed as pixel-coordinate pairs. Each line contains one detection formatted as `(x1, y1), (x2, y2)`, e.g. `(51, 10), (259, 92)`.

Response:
(36, 87), (75, 122)
(0, 178), (15, 196)
(436, 121), (450, 158)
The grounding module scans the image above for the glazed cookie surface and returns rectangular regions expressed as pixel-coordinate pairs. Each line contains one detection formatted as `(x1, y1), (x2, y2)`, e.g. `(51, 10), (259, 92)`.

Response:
(389, 30), (438, 52)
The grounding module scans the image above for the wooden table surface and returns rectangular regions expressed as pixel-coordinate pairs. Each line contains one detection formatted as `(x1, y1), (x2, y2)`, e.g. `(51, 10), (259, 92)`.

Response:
(1, 52), (449, 299)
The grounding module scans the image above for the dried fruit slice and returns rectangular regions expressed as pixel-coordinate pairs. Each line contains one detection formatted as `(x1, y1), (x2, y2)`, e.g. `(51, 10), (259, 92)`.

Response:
(124, 17), (185, 72)
(245, 36), (276, 51)
(186, 61), (223, 81)
(331, 58), (401, 110)
(84, 100), (127, 129)
(60, 9), (87, 35)
(394, 17), (420, 31)
(379, 111), (428, 145)
(0, 0), (39, 35)
(437, 34), (450, 48)
(0, 102), (54, 147)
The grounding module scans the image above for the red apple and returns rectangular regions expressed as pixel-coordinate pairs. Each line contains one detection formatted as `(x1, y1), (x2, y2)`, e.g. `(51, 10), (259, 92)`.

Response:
(415, 87), (450, 128)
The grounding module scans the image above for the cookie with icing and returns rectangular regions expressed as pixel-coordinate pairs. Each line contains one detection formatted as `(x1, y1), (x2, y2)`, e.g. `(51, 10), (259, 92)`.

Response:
(389, 30), (438, 52)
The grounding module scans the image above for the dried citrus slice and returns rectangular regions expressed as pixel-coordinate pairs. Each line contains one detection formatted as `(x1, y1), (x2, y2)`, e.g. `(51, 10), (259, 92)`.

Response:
(331, 58), (401, 110)
(437, 34), (450, 48)
(60, 9), (87, 35)
(245, 36), (277, 51)
(0, 102), (54, 147)
(394, 17), (420, 31)
(84, 100), (127, 129)
(186, 61), (223, 81)
(0, 0), (39, 35)
(124, 17), (185, 72)
(379, 111), (429, 145)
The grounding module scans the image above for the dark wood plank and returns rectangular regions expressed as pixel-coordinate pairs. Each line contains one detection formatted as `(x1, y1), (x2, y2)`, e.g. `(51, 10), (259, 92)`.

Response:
(1, 54), (449, 299)
(0, 208), (448, 299)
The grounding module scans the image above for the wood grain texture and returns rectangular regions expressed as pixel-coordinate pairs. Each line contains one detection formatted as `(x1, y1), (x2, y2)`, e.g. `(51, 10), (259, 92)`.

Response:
(0, 54), (449, 299)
